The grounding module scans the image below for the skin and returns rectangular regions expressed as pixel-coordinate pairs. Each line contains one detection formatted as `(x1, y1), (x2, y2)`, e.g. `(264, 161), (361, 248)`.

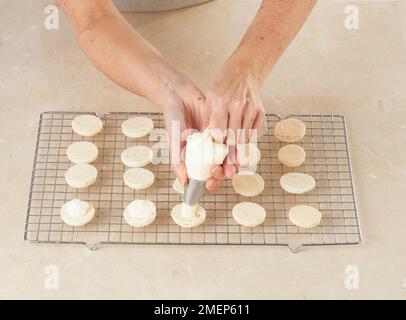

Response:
(59, 0), (317, 190)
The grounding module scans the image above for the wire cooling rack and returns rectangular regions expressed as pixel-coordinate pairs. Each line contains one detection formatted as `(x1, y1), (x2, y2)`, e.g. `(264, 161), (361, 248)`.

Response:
(24, 112), (361, 252)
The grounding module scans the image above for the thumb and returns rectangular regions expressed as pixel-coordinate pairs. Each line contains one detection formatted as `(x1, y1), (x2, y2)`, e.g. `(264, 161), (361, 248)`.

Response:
(172, 144), (188, 186)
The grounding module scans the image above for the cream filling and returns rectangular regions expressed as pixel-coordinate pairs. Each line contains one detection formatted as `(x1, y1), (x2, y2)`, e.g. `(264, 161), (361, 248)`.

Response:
(66, 199), (91, 218)
(181, 203), (198, 219)
(127, 200), (155, 219)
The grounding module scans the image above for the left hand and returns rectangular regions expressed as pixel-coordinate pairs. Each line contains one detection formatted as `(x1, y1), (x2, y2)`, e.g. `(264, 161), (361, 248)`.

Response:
(207, 58), (266, 180)
(162, 82), (210, 189)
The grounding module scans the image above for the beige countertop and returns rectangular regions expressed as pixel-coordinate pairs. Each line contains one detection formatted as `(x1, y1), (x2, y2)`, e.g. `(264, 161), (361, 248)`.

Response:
(1, 0), (405, 299)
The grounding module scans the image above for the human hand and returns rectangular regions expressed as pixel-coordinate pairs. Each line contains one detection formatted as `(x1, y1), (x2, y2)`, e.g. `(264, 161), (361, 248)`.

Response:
(207, 59), (266, 179)
(162, 79), (222, 191)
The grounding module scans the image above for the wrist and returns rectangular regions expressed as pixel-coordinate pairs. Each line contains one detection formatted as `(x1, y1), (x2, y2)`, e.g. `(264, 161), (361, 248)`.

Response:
(141, 56), (192, 109)
(154, 63), (202, 108)
(158, 74), (198, 108)
(221, 54), (264, 90)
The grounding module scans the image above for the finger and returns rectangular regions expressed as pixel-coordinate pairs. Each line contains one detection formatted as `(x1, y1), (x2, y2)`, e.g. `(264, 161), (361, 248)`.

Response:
(210, 164), (225, 180)
(193, 95), (210, 130)
(240, 102), (257, 144)
(252, 109), (266, 140)
(226, 105), (243, 146)
(206, 177), (219, 191)
(208, 98), (228, 143)
(223, 164), (236, 179)
(224, 142), (238, 173)
(169, 134), (187, 184)
(224, 108), (242, 173)
(224, 145), (237, 173)
(173, 163), (188, 186)
(171, 142), (188, 187)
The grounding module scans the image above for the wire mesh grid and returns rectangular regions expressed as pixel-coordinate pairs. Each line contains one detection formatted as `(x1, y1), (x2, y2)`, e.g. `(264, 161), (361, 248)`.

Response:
(24, 111), (361, 252)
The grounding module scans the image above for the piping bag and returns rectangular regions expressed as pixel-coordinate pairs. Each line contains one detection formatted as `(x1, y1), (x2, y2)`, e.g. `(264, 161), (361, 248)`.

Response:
(182, 128), (228, 218)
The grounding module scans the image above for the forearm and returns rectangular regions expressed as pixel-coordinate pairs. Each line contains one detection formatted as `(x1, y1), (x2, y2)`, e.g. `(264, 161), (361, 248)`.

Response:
(80, 16), (186, 107)
(230, 0), (317, 87)
(59, 0), (189, 109)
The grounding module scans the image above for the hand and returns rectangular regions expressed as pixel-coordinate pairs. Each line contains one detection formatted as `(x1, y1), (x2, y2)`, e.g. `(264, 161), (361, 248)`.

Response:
(162, 80), (221, 191)
(207, 58), (266, 179)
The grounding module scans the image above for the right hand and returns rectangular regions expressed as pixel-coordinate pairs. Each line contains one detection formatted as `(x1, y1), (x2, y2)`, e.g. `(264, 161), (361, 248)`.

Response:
(207, 58), (266, 179)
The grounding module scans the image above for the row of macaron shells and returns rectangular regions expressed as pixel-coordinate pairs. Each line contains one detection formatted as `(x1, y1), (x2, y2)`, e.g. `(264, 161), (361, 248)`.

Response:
(119, 117), (158, 227)
(274, 119), (322, 228)
(61, 115), (103, 226)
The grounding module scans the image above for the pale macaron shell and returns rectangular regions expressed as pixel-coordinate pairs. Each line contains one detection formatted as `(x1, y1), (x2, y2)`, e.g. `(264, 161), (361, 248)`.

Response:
(278, 144), (306, 167)
(123, 168), (154, 190)
(289, 205), (322, 228)
(121, 117), (154, 138)
(280, 172), (316, 194)
(171, 203), (206, 228)
(65, 164), (97, 189)
(274, 118), (306, 143)
(232, 202), (266, 227)
(172, 178), (184, 194)
(71, 115), (103, 137)
(121, 145), (153, 168)
(66, 141), (98, 164)
(232, 171), (265, 197)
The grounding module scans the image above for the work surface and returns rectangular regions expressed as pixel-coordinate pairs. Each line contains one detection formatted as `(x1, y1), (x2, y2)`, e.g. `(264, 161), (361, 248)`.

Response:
(1, 0), (405, 299)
